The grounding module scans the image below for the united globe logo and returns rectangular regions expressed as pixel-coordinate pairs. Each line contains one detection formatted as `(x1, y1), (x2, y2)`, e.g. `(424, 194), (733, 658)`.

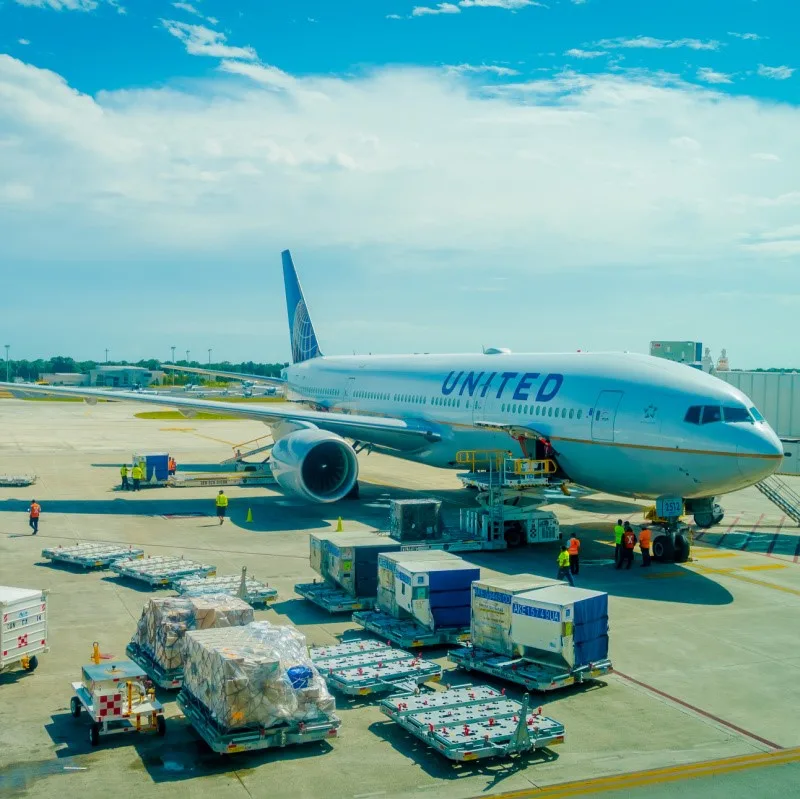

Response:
(291, 300), (318, 362)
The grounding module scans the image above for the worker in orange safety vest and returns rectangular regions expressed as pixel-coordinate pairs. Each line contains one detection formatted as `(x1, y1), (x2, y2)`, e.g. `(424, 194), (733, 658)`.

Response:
(567, 534), (581, 575)
(639, 525), (652, 568)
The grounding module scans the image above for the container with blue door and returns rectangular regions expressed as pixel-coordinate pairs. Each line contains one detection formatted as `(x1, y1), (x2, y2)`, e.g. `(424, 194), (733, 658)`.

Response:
(132, 453), (170, 486)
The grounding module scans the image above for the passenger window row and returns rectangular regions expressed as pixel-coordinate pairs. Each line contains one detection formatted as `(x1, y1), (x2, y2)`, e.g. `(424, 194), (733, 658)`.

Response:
(501, 403), (583, 420)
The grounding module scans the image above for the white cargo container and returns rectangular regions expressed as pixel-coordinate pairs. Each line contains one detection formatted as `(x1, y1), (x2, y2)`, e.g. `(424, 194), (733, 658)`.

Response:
(510, 585), (609, 670)
(0, 586), (49, 673)
(471, 575), (560, 657)
(715, 371), (800, 438)
(376, 550), (455, 619)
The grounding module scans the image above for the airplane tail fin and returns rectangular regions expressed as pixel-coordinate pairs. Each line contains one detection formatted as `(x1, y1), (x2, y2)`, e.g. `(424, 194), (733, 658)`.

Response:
(282, 249), (322, 364)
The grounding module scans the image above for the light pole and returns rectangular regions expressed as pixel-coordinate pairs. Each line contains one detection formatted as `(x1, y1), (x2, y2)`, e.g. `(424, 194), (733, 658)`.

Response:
(171, 346), (176, 386)
(186, 349), (190, 364)
(105, 348), (109, 364)
(4, 345), (9, 383)
(208, 348), (212, 365)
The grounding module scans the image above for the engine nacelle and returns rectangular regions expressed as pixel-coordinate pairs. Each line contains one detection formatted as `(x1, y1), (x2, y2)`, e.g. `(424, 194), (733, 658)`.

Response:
(270, 428), (359, 503)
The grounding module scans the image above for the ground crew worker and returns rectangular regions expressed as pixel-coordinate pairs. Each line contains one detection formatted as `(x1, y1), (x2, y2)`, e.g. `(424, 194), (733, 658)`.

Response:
(639, 524), (652, 567)
(168, 457), (177, 476)
(568, 534), (580, 575)
(215, 490), (228, 525)
(131, 463), (143, 492)
(556, 545), (574, 586)
(617, 522), (637, 570)
(28, 500), (41, 535)
(120, 464), (129, 491)
(613, 519), (624, 566)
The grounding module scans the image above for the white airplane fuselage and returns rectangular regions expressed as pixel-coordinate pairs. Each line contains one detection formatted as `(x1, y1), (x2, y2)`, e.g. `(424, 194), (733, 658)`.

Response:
(285, 350), (783, 500)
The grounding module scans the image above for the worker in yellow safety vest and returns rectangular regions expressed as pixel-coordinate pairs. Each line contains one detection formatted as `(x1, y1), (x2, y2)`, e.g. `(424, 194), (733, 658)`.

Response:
(556, 546), (574, 586)
(120, 464), (129, 491)
(131, 463), (143, 492)
(215, 490), (228, 525)
(613, 519), (624, 567)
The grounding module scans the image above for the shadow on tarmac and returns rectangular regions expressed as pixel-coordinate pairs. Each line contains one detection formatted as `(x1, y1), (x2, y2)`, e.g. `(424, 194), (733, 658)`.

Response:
(694, 527), (800, 559)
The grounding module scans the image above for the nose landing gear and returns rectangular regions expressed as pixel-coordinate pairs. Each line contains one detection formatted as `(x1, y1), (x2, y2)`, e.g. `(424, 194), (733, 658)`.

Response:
(652, 529), (691, 564)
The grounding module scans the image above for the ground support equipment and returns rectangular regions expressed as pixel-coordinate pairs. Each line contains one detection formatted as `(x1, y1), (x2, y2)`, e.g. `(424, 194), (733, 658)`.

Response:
(0, 587), (48, 675)
(352, 610), (470, 648)
(0, 474), (37, 487)
(124, 642), (183, 689)
(379, 684), (565, 762)
(41, 543), (144, 570)
(170, 472), (274, 489)
(295, 580), (375, 613)
(310, 640), (442, 696)
(449, 645), (612, 692)
(176, 689), (340, 755)
(110, 555), (216, 588)
(174, 571), (277, 607)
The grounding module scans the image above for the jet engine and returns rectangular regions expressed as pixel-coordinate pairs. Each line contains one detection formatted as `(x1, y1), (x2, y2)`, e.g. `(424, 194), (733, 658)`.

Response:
(270, 428), (359, 503)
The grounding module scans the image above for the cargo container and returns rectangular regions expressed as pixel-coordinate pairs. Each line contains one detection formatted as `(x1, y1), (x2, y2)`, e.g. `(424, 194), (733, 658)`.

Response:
(326, 535), (402, 598)
(389, 499), (442, 542)
(510, 585), (609, 670)
(376, 550), (455, 619)
(0, 586), (48, 674)
(470, 575), (560, 658)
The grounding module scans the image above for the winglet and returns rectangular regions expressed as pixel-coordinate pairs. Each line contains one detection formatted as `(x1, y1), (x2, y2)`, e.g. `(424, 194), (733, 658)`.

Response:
(282, 249), (322, 364)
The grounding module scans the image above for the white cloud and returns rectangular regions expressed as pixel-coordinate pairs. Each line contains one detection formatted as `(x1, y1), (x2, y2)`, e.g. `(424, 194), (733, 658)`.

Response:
(386, 13), (404, 19)
(14, 0), (97, 8)
(564, 48), (606, 59)
(172, 2), (201, 16)
(751, 152), (780, 162)
(447, 63), (520, 76)
(728, 32), (763, 41)
(757, 64), (795, 80)
(161, 21), (258, 61)
(411, 3), (460, 14)
(598, 36), (720, 51)
(697, 67), (733, 85)
(458, 0), (540, 8)
(18, 39), (31, 45)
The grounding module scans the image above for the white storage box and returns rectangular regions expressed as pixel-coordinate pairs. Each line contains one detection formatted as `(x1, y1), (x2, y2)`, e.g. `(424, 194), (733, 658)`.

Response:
(510, 585), (609, 669)
(471, 575), (560, 657)
(376, 550), (459, 619)
(0, 586), (48, 672)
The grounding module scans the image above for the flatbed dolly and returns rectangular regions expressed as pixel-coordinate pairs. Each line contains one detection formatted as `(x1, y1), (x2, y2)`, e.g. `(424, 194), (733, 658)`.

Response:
(449, 644), (613, 692)
(380, 684), (565, 762)
(175, 567), (277, 607)
(70, 644), (166, 746)
(310, 640), (442, 696)
(110, 555), (216, 588)
(352, 610), (470, 648)
(176, 689), (341, 755)
(124, 642), (183, 690)
(41, 543), (144, 570)
(295, 580), (375, 614)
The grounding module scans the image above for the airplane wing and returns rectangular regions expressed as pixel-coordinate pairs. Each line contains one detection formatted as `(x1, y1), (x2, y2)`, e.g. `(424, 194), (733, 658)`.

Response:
(161, 364), (286, 386)
(1, 382), (441, 452)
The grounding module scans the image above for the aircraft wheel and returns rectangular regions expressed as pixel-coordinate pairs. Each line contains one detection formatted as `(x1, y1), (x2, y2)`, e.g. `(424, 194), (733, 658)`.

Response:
(673, 534), (690, 563)
(652, 535), (674, 562)
(694, 504), (724, 529)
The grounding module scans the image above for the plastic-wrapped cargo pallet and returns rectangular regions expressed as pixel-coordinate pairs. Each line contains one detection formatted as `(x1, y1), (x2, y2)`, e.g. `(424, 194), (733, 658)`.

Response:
(182, 621), (335, 730)
(510, 585), (609, 669)
(130, 595), (253, 671)
(377, 550), (457, 619)
(325, 534), (402, 598)
(389, 499), (442, 542)
(471, 575), (560, 658)
(394, 555), (480, 630)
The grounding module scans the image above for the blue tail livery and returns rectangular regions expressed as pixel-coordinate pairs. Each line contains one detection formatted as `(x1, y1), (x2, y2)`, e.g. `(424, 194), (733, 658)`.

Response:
(282, 249), (322, 364)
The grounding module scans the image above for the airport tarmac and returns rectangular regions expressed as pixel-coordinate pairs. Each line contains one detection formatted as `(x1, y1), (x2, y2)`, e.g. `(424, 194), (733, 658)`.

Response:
(1, 399), (799, 799)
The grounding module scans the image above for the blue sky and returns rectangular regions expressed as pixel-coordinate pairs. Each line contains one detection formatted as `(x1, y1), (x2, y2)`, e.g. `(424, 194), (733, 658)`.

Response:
(1, 0), (798, 367)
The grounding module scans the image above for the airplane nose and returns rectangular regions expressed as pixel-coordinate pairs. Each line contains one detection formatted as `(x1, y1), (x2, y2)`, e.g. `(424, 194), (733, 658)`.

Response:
(737, 427), (784, 484)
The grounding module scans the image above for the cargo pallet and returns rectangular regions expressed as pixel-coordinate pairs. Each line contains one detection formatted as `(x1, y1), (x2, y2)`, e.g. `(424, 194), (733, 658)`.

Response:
(0, 474), (37, 487)
(380, 684), (565, 762)
(352, 610), (470, 648)
(310, 640), (442, 696)
(125, 642), (183, 690)
(42, 543), (145, 570)
(174, 572), (277, 607)
(177, 689), (340, 755)
(110, 556), (216, 588)
(295, 580), (375, 614)
(449, 645), (613, 692)
(170, 473), (274, 489)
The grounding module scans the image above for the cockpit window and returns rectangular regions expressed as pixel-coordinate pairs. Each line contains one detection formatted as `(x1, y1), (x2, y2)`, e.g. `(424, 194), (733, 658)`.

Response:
(684, 406), (701, 425)
(750, 407), (765, 422)
(702, 406), (722, 425)
(722, 406), (751, 424)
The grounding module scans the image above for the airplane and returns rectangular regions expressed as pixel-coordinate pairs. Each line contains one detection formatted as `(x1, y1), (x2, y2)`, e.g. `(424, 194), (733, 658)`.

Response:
(1, 250), (783, 562)
(161, 363), (285, 391)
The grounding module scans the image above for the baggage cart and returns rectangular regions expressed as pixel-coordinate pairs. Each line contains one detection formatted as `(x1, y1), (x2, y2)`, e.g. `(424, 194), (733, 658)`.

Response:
(0, 474), (37, 487)
(380, 684), (565, 762)
(41, 543), (144, 570)
(124, 641), (183, 689)
(310, 640), (442, 696)
(174, 568), (277, 607)
(177, 689), (340, 755)
(295, 580), (376, 613)
(449, 644), (613, 692)
(0, 586), (48, 674)
(110, 555), (216, 588)
(70, 647), (166, 746)
(352, 610), (470, 649)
